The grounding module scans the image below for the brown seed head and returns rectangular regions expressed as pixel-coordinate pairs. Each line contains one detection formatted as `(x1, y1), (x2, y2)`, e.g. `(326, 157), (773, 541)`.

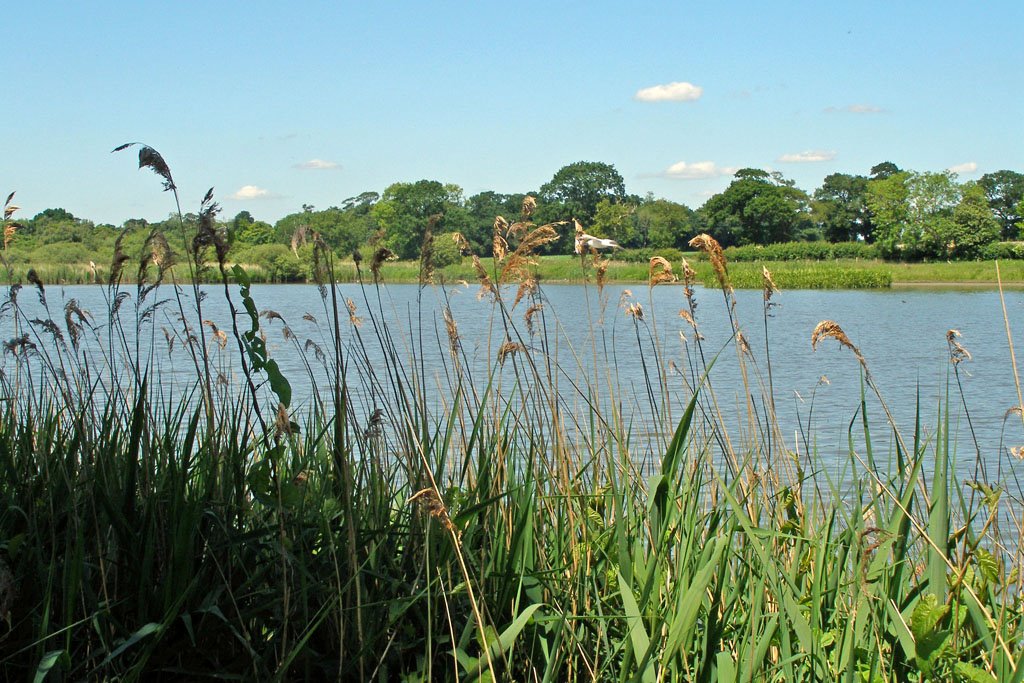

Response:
(498, 340), (525, 365)
(521, 195), (537, 219)
(689, 233), (729, 291)
(648, 256), (677, 286)
(762, 266), (780, 302)
(811, 320), (866, 368)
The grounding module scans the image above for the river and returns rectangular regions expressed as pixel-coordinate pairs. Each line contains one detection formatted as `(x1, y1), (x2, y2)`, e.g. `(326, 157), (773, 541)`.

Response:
(3, 281), (1024, 485)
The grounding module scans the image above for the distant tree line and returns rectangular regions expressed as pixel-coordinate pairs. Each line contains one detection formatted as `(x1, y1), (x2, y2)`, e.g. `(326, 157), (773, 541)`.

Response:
(3, 161), (1022, 280)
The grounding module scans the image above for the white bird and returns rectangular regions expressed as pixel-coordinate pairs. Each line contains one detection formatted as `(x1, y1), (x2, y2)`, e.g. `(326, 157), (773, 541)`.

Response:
(575, 233), (621, 254)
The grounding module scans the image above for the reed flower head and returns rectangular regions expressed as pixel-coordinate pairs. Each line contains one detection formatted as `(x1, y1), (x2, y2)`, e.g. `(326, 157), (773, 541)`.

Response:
(811, 320), (866, 368)
(371, 247), (397, 282)
(689, 233), (729, 292)
(409, 488), (457, 534)
(498, 340), (525, 365)
(648, 256), (677, 286)
(946, 329), (971, 365)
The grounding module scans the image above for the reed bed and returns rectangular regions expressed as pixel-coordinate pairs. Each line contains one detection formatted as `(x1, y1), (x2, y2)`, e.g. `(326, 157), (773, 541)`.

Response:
(0, 151), (1022, 681)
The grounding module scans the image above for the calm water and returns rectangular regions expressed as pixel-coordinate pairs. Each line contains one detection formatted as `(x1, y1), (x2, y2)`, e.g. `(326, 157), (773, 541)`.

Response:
(4, 282), (1024, 483)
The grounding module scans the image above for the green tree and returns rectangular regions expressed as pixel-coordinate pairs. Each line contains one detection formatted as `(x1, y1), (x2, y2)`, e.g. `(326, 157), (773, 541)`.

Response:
(868, 170), (963, 259)
(591, 198), (639, 247)
(698, 169), (811, 246)
(948, 183), (1000, 258)
(370, 181), (467, 259)
(537, 161), (626, 227)
(813, 173), (874, 242)
(465, 191), (527, 255)
(978, 170), (1024, 239)
(870, 161), (901, 180)
(637, 197), (695, 249)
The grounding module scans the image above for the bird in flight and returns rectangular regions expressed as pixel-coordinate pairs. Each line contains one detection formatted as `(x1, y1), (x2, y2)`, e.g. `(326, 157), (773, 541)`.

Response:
(574, 219), (621, 253)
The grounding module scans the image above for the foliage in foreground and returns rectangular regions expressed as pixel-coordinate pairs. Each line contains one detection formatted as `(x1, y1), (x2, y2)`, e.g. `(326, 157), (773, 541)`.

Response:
(0, 150), (1022, 681)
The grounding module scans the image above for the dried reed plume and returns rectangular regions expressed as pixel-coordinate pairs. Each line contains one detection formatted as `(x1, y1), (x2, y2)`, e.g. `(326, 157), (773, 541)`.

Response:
(3, 192), (16, 220)
(346, 298), (363, 327)
(408, 488), (457, 535)
(500, 224), (561, 283)
(762, 266), (780, 302)
(64, 299), (90, 351)
(452, 232), (471, 254)
(497, 340), (525, 365)
(689, 233), (729, 292)
(291, 224), (309, 257)
(2, 194), (18, 250)
(112, 143), (176, 192)
(521, 195), (537, 218)
(594, 256), (609, 295)
(512, 277), (537, 309)
(947, 329), (971, 365)
(648, 256), (677, 286)
(524, 304), (543, 337)
(191, 189), (226, 268)
(443, 306), (460, 359)
(472, 255), (497, 300)
(419, 215), (440, 285)
(493, 217), (509, 263)
(371, 247), (397, 282)
(202, 320), (229, 349)
(26, 269), (45, 307)
(109, 233), (130, 286)
(626, 302), (644, 320)
(811, 320), (866, 369)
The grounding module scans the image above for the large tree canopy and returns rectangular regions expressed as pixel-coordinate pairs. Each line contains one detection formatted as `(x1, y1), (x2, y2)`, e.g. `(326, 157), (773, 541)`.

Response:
(370, 180), (469, 259)
(978, 170), (1024, 239)
(538, 161), (626, 227)
(813, 173), (874, 242)
(698, 169), (811, 247)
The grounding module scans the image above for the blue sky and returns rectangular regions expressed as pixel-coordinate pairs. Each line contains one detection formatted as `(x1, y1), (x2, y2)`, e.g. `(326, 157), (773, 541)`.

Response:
(6, 1), (1022, 226)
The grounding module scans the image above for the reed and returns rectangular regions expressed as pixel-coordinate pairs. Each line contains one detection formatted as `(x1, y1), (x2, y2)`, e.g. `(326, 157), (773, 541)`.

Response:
(0, 157), (1021, 681)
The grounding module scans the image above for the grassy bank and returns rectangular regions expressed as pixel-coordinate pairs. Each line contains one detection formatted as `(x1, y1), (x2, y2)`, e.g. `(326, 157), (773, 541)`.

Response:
(1, 235), (1022, 680)
(6, 254), (1024, 289)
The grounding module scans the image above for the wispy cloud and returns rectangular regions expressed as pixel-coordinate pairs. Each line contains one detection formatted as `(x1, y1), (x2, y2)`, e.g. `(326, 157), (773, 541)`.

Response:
(777, 150), (837, 163)
(948, 161), (978, 174)
(228, 185), (277, 200)
(294, 158), (341, 170)
(661, 161), (736, 179)
(635, 81), (703, 102)
(824, 103), (885, 114)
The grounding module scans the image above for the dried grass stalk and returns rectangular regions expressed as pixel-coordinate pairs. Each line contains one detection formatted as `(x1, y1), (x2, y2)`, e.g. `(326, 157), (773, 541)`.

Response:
(689, 233), (729, 292)
(648, 256), (677, 286)
(409, 488), (457, 534)
(371, 247), (397, 282)
(811, 320), (867, 369)
(947, 329), (971, 364)
(521, 195), (537, 219)
(497, 340), (525, 365)
(762, 266), (780, 302)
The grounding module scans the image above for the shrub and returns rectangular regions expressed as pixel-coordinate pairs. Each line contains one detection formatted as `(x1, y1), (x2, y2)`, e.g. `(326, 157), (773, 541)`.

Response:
(722, 241), (877, 262)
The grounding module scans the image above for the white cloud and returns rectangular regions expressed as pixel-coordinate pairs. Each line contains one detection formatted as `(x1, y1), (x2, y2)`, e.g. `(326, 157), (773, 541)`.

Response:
(824, 103), (884, 114)
(294, 158), (341, 170)
(229, 185), (274, 200)
(662, 161), (736, 180)
(948, 161), (978, 174)
(777, 150), (837, 163)
(635, 81), (703, 102)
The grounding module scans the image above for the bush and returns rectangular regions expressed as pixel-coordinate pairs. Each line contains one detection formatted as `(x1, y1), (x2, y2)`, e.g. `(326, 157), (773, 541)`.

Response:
(722, 241), (877, 262)
(979, 241), (1024, 260)
(617, 247), (684, 264)
(432, 232), (464, 269)
(235, 244), (304, 282)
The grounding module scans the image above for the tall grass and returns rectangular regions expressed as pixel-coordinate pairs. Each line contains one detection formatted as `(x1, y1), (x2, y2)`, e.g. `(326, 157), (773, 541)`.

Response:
(0, 156), (1022, 681)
